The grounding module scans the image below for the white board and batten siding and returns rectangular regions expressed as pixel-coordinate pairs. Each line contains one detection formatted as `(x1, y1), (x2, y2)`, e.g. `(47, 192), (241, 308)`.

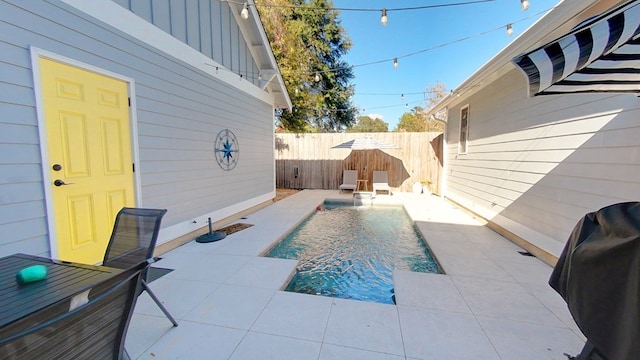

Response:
(444, 68), (640, 257)
(0, 0), (280, 257)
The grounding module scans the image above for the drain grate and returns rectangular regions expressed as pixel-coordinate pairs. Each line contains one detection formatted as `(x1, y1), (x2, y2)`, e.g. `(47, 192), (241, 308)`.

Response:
(218, 223), (253, 235)
(518, 251), (535, 257)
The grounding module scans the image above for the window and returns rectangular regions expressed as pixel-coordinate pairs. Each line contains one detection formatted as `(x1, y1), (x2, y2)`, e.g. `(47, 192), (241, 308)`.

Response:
(459, 105), (469, 154)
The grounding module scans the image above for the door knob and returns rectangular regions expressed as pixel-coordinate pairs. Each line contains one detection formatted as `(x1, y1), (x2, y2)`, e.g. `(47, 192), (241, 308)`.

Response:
(54, 179), (74, 186)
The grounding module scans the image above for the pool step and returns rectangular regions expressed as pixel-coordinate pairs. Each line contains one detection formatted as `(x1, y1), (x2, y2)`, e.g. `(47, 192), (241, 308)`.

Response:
(353, 192), (373, 206)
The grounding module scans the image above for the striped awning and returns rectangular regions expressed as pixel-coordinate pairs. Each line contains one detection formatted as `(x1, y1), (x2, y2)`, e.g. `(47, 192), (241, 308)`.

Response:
(513, 0), (640, 96)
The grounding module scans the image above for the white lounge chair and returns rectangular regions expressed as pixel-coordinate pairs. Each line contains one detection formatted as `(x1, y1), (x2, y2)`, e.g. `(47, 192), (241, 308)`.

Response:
(372, 171), (392, 195)
(339, 170), (358, 193)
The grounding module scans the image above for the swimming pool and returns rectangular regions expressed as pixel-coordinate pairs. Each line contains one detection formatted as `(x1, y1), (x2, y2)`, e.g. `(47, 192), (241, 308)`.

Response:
(265, 201), (442, 304)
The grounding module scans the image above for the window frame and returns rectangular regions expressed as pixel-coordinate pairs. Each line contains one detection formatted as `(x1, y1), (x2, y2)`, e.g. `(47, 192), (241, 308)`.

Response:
(458, 105), (469, 154)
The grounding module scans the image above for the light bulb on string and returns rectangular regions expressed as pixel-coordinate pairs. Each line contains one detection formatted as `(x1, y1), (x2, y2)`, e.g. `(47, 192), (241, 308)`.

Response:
(380, 9), (388, 26)
(240, 2), (249, 19)
(314, 72), (320, 82)
(401, 94), (404, 100)
(521, 0), (529, 11)
(506, 24), (513, 36)
(393, 58), (398, 69)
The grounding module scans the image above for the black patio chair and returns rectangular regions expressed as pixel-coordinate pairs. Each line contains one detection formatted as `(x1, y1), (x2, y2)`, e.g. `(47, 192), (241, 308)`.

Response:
(103, 207), (178, 327)
(0, 264), (145, 360)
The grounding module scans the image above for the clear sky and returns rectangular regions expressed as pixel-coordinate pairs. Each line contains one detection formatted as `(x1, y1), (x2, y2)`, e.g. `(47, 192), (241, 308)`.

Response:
(331, 0), (560, 130)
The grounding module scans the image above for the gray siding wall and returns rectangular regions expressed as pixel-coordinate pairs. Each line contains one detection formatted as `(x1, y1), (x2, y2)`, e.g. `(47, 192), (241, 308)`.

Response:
(445, 67), (640, 255)
(0, 0), (275, 257)
(113, 0), (261, 87)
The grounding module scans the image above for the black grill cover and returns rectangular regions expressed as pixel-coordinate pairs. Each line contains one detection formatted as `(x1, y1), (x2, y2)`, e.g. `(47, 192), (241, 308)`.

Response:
(549, 202), (640, 360)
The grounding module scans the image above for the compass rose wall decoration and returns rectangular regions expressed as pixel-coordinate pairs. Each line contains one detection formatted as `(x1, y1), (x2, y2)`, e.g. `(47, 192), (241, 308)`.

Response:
(214, 129), (239, 171)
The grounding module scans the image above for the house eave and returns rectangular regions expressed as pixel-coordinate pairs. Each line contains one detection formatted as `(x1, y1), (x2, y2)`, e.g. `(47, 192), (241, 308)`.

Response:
(431, 0), (628, 113)
(232, 0), (292, 110)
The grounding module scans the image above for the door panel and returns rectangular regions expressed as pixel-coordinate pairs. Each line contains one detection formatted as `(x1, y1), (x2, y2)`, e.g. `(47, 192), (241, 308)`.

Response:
(40, 58), (135, 264)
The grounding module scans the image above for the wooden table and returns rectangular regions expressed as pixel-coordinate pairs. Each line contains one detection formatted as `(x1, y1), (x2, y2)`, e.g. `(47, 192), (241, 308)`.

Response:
(0, 253), (125, 332)
(356, 179), (368, 191)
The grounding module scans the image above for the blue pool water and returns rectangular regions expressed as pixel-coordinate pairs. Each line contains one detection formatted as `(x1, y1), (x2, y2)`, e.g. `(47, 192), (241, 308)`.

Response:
(265, 202), (442, 304)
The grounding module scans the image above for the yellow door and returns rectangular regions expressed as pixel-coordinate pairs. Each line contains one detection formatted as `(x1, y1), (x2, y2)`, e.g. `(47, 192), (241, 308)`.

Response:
(40, 58), (135, 264)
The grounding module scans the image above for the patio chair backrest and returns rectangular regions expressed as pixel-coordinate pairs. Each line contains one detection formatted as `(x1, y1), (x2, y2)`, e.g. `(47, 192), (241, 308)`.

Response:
(103, 207), (168, 269)
(0, 265), (144, 359)
(372, 171), (388, 184)
(343, 170), (358, 184)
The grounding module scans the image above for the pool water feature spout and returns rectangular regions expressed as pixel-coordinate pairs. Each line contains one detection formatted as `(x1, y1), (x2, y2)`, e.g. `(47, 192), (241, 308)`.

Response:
(353, 192), (372, 206)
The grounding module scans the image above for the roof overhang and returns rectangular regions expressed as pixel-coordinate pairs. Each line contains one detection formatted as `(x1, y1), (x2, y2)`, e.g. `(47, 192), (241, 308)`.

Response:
(513, 0), (640, 96)
(231, 0), (292, 110)
(429, 0), (630, 114)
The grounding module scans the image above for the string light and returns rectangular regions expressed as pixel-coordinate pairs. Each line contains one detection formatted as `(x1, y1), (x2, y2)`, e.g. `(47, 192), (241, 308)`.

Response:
(401, 94), (405, 100)
(208, 1), (553, 89)
(506, 23), (513, 36)
(241, 2), (249, 19)
(380, 9), (388, 26)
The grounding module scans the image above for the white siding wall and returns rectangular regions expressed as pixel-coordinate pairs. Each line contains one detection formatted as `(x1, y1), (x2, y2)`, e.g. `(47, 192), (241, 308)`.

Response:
(0, 0), (276, 256)
(445, 68), (640, 256)
(113, 0), (261, 86)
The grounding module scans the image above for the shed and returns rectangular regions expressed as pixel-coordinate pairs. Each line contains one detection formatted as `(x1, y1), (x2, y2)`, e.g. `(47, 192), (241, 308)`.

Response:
(0, 0), (290, 264)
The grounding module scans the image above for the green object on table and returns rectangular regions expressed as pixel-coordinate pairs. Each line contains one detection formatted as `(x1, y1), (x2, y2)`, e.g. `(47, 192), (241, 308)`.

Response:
(16, 264), (48, 284)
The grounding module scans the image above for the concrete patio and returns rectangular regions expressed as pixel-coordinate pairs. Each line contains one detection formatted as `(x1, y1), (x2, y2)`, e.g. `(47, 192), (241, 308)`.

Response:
(125, 190), (585, 359)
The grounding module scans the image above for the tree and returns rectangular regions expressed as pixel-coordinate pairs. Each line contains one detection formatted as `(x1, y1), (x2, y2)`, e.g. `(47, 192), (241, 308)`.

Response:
(346, 116), (389, 133)
(258, 0), (358, 132)
(425, 82), (447, 110)
(394, 82), (447, 132)
(396, 107), (428, 132)
(424, 82), (446, 132)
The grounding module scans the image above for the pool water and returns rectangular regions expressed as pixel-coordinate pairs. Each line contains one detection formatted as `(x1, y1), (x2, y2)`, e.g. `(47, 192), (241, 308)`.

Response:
(265, 202), (442, 304)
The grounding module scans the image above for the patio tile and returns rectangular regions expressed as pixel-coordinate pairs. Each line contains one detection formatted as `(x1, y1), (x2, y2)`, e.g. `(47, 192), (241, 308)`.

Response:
(140, 320), (246, 360)
(230, 331), (321, 360)
(323, 298), (404, 356)
(160, 252), (250, 283)
(215, 234), (277, 256)
(520, 282), (582, 334)
(392, 270), (471, 313)
(436, 256), (515, 281)
(183, 284), (276, 330)
(460, 225), (512, 244)
(497, 257), (554, 285)
(319, 344), (405, 360)
(225, 256), (297, 289)
(477, 315), (585, 360)
(126, 313), (175, 359)
(168, 238), (227, 254)
(397, 306), (500, 360)
(420, 228), (471, 243)
(251, 291), (333, 341)
(452, 276), (566, 327)
(134, 277), (219, 319)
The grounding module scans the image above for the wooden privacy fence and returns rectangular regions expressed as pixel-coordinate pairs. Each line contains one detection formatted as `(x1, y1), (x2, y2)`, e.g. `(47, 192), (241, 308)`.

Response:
(275, 132), (443, 193)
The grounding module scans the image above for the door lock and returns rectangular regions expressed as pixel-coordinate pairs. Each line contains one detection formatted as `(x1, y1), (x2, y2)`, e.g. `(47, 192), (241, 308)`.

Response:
(53, 179), (74, 187)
